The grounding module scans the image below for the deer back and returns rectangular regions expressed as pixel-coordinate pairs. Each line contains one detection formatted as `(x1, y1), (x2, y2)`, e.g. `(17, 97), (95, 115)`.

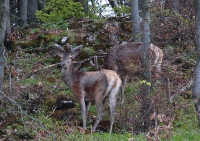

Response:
(104, 42), (163, 77)
(104, 42), (143, 76)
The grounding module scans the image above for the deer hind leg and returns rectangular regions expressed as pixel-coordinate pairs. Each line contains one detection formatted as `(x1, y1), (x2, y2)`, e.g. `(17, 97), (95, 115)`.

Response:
(92, 98), (104, 132)
(109, 92), (118, 135)
(121, 75), (127, 104)
(109, 82), (120, 134)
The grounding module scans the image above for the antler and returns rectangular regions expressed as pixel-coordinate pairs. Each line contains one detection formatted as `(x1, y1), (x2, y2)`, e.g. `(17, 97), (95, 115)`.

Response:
(53, 43), (66, 52)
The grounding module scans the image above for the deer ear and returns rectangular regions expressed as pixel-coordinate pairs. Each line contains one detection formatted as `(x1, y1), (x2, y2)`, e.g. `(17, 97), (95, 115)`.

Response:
(71, 45), (83, 58)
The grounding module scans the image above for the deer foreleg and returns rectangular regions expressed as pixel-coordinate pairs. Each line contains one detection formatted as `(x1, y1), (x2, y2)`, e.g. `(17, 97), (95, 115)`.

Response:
(80, 98), (87, 129)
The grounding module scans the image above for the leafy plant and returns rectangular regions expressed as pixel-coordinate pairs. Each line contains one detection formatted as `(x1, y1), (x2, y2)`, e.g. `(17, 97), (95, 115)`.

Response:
(36, 0), (84, 22)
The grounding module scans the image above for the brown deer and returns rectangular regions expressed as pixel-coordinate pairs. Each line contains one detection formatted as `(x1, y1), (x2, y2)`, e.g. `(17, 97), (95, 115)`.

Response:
(52, 44), (122, 133)
(90, 42), (169, 103)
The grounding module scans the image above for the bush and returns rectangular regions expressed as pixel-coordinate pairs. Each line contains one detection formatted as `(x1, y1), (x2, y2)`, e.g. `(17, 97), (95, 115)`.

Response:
(36, 0), (84, 22)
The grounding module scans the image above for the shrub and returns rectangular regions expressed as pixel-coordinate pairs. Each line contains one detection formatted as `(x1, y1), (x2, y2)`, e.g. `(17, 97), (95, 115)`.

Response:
(36, 0), (84, 22)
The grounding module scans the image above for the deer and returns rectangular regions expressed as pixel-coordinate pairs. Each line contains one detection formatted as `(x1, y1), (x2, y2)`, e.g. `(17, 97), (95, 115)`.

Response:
(90, 42), (169, 103)
(52, 44), (122, 134)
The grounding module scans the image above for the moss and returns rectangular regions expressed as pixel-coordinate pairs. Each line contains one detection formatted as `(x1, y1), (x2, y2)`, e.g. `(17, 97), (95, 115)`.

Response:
(42, 94), (57, 110)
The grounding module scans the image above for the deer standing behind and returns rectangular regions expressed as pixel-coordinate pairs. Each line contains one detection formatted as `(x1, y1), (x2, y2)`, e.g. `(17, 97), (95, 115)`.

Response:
(91, 42), (169, 103)
(52, 44), (122, 134)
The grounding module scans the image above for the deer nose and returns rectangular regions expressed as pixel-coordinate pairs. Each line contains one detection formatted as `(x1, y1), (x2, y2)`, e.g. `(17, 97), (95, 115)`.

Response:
(61, 62), (66, 67)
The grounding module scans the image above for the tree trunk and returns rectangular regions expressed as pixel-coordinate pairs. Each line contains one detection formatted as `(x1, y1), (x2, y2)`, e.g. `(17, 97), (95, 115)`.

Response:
(27, 0), (38, 27)
(138, 0), (143, 11)
(193, 0), (200, 128)
(5, 0), (11, 34)
(38, 0), (46, 10)
(19, 0), (27, 29)
(140, 0), (152, 131)
(131, 0), (141, 42)
(0, 0), (6, 93)
(81, 0), (89, 14)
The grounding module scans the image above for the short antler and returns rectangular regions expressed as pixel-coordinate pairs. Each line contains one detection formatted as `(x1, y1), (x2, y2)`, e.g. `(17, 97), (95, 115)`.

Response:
(53, 43), (66, 52)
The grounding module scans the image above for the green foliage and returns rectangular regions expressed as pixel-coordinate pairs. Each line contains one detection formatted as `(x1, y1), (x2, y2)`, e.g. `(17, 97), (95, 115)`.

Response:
(36, 0), (84, 22)
(139, 80), (151, 86)
(82, 47), (95, 56)
(115, 4), (131, 15)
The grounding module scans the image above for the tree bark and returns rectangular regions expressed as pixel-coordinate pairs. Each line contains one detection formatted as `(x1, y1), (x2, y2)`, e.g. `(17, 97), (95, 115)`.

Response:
(0, 0), (6, 92)
(81, 0), (89, 14)
(38, 0), (46, 10)
(19, 0), (27, 29)
(131, 0), (141, 42)
(5, 0), (11, 34)
(140, 0), (151, 131)
(27, 0), (38, 27)
(193, 0), (200, 128)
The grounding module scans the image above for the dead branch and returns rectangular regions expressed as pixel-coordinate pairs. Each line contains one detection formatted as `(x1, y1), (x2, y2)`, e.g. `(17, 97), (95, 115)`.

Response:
(107, 13), (131, 20)
(78, 55), (105, 65)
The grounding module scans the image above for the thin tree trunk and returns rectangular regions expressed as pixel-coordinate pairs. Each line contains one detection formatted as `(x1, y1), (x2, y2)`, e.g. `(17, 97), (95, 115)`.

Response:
(131, 0), (141, 42)
(27, 0), (38, 27)
(38, 0), (46, 10)
(19, 0), (27, 28)
(81, 0), (89, 14)
(5, 0), (11, 34)
(0, 0), (6, 93)
(193, 0), (200, 128)
(140, 0), (151, 131)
